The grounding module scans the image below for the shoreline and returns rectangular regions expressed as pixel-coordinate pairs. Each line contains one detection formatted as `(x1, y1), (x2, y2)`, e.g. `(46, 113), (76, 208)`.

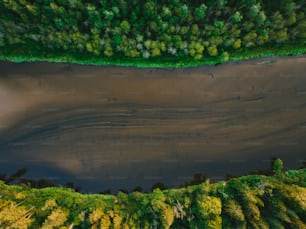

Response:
(1, 53), (305, 71)
(1, 44), (306, 69)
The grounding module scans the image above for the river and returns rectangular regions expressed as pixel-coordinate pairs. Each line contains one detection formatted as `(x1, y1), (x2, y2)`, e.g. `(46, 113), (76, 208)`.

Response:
(0, 56), (305, 193)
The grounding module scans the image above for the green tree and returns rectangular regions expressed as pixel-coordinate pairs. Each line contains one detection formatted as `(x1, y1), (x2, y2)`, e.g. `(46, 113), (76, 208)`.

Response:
(273, 159), (284, 175)
(221, 52), (229, 61)
(191, 24), (199, 36)
(194, 4), (207, 21)
(231, 11), (243, 23)
(180, 4), (189, 19)
(144, 1), (157, 19)
(256, 11), (266, 25)
(294, 19), (306, 38)
(285, 12), (297, 27)
(243, 31), (257, 47)
(120, 20), (130, 34)
(188, 41), (204, 59)
(150, 189), (174, 229)
(233, 39), (241, 49)
(151, 47), (161, 57)
(271, 28), (288, 43)
(104, 10), (114, 20)
(271, 11), (285, 30)
(249, 3), (261, 18)
(104, 46), (113, 57)
(208, 45), (218, 56)
(161, 6), (172, 19)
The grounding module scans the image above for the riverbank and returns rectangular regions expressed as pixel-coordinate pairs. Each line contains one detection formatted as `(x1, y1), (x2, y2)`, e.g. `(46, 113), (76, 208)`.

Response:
(0, 165), (305, 228)
(1, 41), (305, 68)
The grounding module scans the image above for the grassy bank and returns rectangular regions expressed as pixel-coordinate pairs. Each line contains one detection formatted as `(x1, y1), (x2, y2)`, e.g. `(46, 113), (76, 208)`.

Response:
(1, 40), (306, 68)
(1, 160), (305, 228)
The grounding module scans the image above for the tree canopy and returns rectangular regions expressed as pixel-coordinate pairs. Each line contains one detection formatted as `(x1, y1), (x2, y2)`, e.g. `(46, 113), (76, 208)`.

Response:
(0, 159), (305, 228)
(0, 0), (305, 65)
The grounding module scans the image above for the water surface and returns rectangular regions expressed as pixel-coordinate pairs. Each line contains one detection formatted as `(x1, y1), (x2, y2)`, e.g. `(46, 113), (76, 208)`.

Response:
(0, 56), (305, 192)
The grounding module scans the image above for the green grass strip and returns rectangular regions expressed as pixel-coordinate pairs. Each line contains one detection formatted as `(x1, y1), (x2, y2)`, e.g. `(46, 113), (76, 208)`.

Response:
(1, 40), (305, 68)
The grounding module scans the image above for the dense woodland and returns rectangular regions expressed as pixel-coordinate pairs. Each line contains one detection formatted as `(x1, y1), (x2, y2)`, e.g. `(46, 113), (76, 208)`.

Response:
(0, 159), (305, 228)
(0, 0), (306, 66)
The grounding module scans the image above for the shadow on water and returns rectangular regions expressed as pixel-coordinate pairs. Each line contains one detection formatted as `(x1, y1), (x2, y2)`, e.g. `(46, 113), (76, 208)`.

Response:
(1, 157), (305, 194)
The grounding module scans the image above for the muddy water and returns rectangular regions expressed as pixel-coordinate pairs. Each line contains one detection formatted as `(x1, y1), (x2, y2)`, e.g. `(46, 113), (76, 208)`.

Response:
(0, 56), (305, 192)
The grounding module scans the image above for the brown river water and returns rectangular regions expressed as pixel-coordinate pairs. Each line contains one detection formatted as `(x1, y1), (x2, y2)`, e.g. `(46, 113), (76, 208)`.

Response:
(0, 56), (305, 193)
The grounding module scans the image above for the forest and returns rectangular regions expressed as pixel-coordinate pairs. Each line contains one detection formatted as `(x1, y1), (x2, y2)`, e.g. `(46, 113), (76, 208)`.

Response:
(0, 159), (305, 228)
(0, 0), (305, 67)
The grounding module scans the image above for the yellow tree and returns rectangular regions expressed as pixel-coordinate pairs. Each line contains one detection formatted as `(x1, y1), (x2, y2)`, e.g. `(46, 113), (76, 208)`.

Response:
(0, 200), (33, 229)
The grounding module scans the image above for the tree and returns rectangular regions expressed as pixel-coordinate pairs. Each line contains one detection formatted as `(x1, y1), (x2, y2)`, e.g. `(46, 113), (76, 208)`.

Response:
(172, 35), (182, 48)
(89, 208), (111, 229)
(267, 219), (286, 229)
(104, 46), (113, 57)
(194, 4), (207, 21)
(272, 28), (288, 43)
(144, 1), (157, 19)
(120, 20), (130, 34)
(151, 47), (161, 57)
(256, 11), (267, 25)
(166, 24), (175, 35)
(100, 213), (111, 229)
(221, 52), (229, 61)
(150, 189), (174, 229)
(249, 3), (261, 18)
(188, 42), (204, 59)
(191, 24), (199, 36)
(179, 4), (189, 19)
(179, 25), (189, 35)
(284, 1), (297, 14)
(294, 19), (306, 38)
(161, 6), (172, 19)
(231, 11), (243, 23)
(273, 159), (284, 175)
(197, 196), (222, 229)
(216, 0), (227, 8)
(243, 31), (257, 47)
(112, 6), (120, 17)
(0, 200), (33, 229)
(270, 11), (285, 30)
(112, 212), (123, 229)
(104, 10), (114, 20)
(233, 39), (241, 49)
(159, 41), (166, 52)
(223, 199), (246, 228)
(285, 12), (297, 27)
(256, 34), (269, 45)
(41, 208), (68, 229)
(208, 45), (218, 56)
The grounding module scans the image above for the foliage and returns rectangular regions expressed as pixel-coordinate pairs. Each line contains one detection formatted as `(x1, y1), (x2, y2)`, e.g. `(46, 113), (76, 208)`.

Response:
(197, 196), (222, 228)
(0, 199), (33, 228)
(0, 159), (305, 228)
(0, 0), (305, 67)
(273, 158), (284, 175)
(41, 208), (68, 229)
